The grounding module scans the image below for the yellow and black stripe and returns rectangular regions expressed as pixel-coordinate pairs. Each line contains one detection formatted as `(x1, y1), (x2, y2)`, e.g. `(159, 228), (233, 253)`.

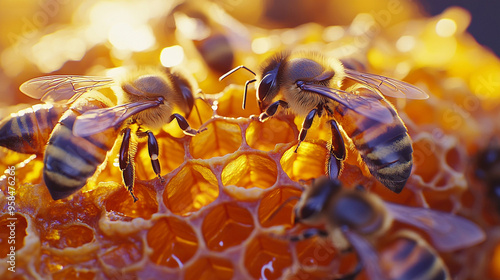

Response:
(335, 98), (412, 193)
(0, 104), (67, 155)
(381, 233), (450, 280)
(43, 98), (119, 200)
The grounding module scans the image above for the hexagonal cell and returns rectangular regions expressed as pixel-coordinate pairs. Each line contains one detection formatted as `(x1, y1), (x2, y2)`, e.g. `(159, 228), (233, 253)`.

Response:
(42, 223), (94, 249)
(0, 213), (27, 258)
(280, 141), (329, 182)
(216, 85), (261, 118)
(163, 161), (219, 216)
(104, 181), (158, 219)
(99, 240), (142, 268)
(202, 202), (254, 252)
(186, 98), (215, 130)
(258, 186), (302, 228)
(221, 153), (278, 189)
(412, 137), (441, 184)
(184, 256), (234, 280)
(190, 119), (242, 159)
(244, 234), (293, 280)
(147, 216), (198, 268)
(246, 118), (296, 151)
(294, 236), (338, 268)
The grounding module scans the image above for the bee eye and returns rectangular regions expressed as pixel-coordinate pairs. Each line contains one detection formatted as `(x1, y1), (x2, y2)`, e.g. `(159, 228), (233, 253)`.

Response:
(257, 73), (275, 101)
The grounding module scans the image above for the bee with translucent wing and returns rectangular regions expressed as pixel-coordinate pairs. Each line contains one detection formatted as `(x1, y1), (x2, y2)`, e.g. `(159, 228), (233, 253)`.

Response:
(15, 67), (204, 201)
(220, 51), (428, 193)
(290, 176), (485, 280)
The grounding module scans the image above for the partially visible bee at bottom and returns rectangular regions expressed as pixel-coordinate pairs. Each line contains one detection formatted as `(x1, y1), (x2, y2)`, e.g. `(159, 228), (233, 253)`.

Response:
(2, 67), (205, 201)
(379, 230), (450, 280)
(288, 176), (485, 280)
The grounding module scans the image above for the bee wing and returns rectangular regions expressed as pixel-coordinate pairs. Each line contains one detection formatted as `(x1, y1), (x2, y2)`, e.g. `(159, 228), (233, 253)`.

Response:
(385, 202), (486, 252)
(73, 100), (163, 137)
(342, 228), (387, 280)
(299, 83), (394, 124)
(20, 75), (114, 104)
(344, 69), (429, 100)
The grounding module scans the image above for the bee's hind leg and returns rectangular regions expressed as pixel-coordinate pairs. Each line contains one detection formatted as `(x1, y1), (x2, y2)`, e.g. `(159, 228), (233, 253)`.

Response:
(328, 119), (346, 180)
(119, 128), (138, 202)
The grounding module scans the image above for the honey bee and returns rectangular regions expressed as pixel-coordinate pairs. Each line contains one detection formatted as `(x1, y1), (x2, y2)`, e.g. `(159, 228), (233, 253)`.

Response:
(5, 67), (204, 201)
(474, 138), (500, 213)
(379, 230), (450, 280)
(220, 52), (429, 193)
(290, 176), (485, 280)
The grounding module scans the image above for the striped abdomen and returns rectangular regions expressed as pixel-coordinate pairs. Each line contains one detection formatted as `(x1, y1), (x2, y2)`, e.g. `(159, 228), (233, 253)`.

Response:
(380, 233), (450, 280)
(334, 94), (412, 193)
(0, 104), (67, 154)
(43, 95), (119, 200)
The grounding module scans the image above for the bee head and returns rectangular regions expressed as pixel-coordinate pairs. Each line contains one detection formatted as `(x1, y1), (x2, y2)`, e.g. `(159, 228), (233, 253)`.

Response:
(257, 53), (288, 111)
(294, 176), (342, 225)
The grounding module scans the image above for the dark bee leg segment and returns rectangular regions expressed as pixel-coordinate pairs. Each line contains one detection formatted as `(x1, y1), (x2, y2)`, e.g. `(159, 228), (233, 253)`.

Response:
(119, 128), (131, 170)
(290, 228), (329, 242)
(120, 128), (138, 202)
(258, 100), (288, 122)
(122, 158), (138, 202)
(146, 131), (163, 182)
(295, 108), (318, 153)
(169, 113), (206, 136)
(328, 120), (346, 179)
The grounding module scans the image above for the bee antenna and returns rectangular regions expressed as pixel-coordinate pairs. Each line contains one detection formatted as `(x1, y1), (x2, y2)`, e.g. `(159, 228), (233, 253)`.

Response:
(218, 65), (256, 81)
(265, 196), (301, 224)
(243, 79), (256, 109)
(194, 89), (207, 126)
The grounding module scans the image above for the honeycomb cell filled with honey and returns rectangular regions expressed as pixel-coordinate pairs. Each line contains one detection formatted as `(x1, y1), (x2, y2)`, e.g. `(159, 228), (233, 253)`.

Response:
(0, 0), (499, 279)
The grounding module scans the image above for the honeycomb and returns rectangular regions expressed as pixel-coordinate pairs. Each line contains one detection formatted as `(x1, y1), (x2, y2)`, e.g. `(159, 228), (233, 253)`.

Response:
(1, 0), (500, 279)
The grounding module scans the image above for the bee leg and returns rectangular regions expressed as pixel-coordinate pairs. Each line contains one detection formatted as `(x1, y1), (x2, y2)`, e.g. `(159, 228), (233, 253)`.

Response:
(146, 131), (164, 183)
(119, 128), (138, 202)
(258, 100), (288, 122)
(290, 228), (328, 242)
(328, 120), (346, 179)
(119, 128), (132, 170)
(295, 108), (318, 153)
(169, 113), (207, 136)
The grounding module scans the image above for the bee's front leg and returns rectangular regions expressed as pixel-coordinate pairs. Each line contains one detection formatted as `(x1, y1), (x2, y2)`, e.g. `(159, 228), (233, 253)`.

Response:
(289, 227), (329, 242)
(295, 108), (318, 153)
(258, 100), (288, 122)
(169, 113), (206, 136)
